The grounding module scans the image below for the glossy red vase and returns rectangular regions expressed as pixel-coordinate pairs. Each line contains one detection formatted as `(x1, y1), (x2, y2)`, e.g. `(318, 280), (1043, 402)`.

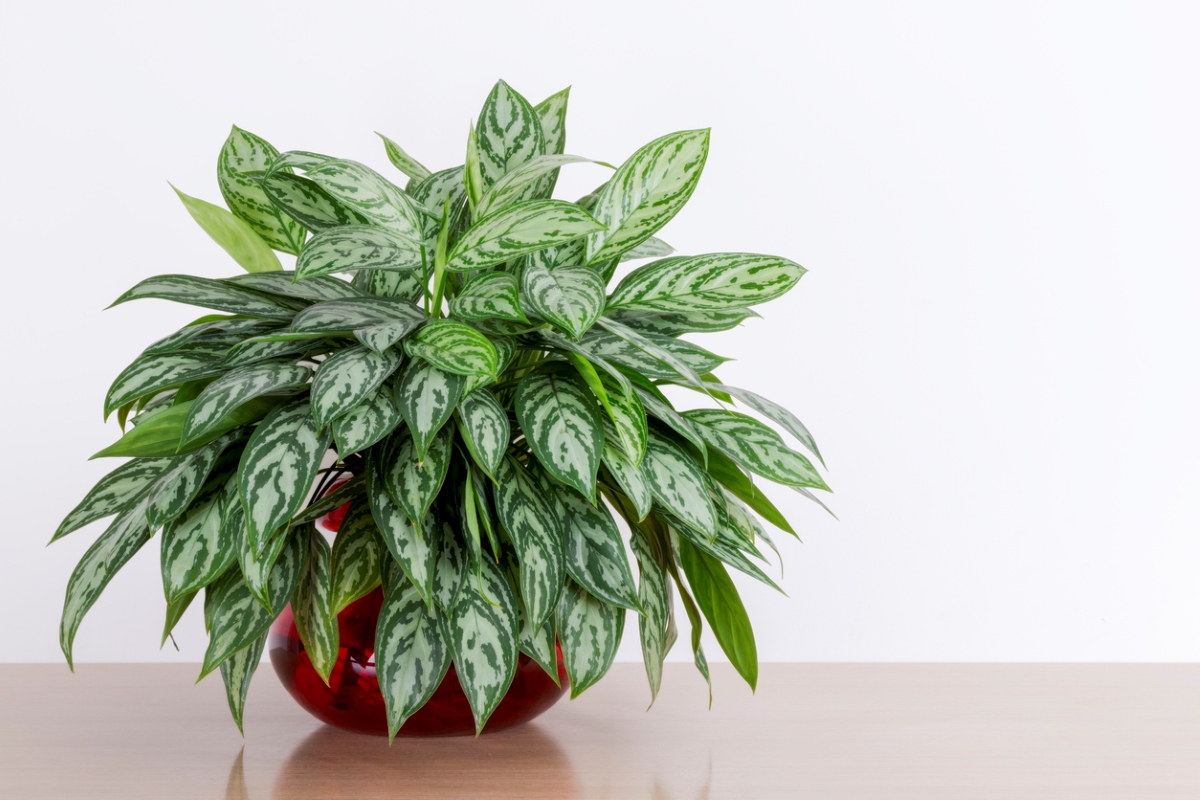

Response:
(268, 491), (568, 737)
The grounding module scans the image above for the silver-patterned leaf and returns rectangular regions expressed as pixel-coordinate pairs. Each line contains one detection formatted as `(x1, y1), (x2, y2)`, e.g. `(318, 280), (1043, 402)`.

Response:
(260, 164), (371, 232)
(670, 512), (782, 593)
(375, 579), (451, 741)
(449, 271), (528, 323)
(232, 503), (289, 612)
(146, 432), (239, 531)
(598, 375), (647, 466)
(582, 326), (727, 381)
(514, 369), (603, 499)
(465, 123), (484, 212)
(634, 387), (708, 461)
(476, 154), (591, 219)
(161, 473), (237, 605)
(604, 307), (757, 336)
(173, 186), (283, 275)
(144, 318), (284, 357)
(445, 200), (605, 272)
(365, 454), (438, 609)
(555, 579), (625, 699)
(225, 271), (362, 303)
(456, 388), (509, 478)
(585, 129), (709, 263)
(330, 499), (383, 616)
(302, 158), (426, 241)
(404, 320), (498, 377)
(535, 329), (633, 396)
(517, 592), (559, 685)
(493, 456), (565, 627)
(53, 458), (171, 543)
(291, 528), (338, 684)
(331, 386), (402, 456)
(290, 297), (424, 353)
(642, 431), (716, 536)
(434, 520), (467, 612)
(182, 362), (312, 446)
(219, 126), (307, 254)
(532, 86), (570, 198)
(608, 252), (805, 312)
(409, 166), (466, 218)
(219, 632), (267, 733)
(296, 225), (424, 280)
(393, 359), (464, 459)
(445, 554), (519, 734)
(110, 275), (298, 320)
(380, 426), (452, 526)
(104, 351), (225, 418)
(619, 236), (674, 262)
(310, 345), (402, 429)
(376, 132), (432, 183)
(353, 268), (426, 303)
(631, 528), (671, 706)
(521, 262), (604, 340)
(682, 409), (828, 490)
(237, 399), (332, 555)
(549, 485), (639, 610)
(475, 80), (545, 190)
(600, 439), (652, 521)
(703, 383), (825, 468)
(221, 338), (316, 369)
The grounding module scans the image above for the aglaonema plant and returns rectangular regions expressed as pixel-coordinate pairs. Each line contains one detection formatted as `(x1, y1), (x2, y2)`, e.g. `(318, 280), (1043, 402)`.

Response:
(53, 80), (831, 738)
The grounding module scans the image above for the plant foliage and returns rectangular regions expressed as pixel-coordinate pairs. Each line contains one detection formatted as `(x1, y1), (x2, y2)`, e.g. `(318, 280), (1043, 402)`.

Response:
(54, 80), (830, 737)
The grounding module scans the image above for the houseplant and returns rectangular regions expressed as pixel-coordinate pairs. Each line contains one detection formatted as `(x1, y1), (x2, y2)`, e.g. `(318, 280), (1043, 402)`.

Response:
(52, 80), (831, 739)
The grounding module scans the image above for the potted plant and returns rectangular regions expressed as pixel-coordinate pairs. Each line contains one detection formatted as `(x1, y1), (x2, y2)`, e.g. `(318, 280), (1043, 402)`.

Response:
(53, 80), (831, 739)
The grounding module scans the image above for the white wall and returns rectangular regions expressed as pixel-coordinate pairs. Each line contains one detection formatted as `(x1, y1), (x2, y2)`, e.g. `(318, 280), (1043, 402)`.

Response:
(2, 1), (1197, 665)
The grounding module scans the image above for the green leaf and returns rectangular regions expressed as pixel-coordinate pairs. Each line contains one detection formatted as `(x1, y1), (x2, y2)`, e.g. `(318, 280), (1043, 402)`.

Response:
(381, 426), (452, 526)
(218, 126), (307, 255)
(532, 86), (570, 198)
(620, 236), (674, 261)
(161, 473), (237, 604)
(596, 374), (647, 466)
(376, 132), (432, 183)
(365, 453), (438, 609)
(515, 368), (603, 499)
(605, 307), (757, 337)
(641, 431), (717, 537)
(449, 272), (528, 323)
(161, 590), (196, 647)
(301, 159), (426, 241)
(182, 362), (311, 446)
(291, 527), (338, 684)
(585, 323), (728, 382)
(375, 577), (451, 741)
(445, 200), (605, 272)
(172, 185), (282, 274)
(232, 503), (289, 612)
(600, 439), (652, 521)
(516, 593), (560, 686)
(290, 297), (424, 353)
(521, 262), (604, 340)
(471, 466), (501, 562)
(634, 387), (708, 463)
(493, 456), (565, 627)
(393, 359), (464, 460)
(585, 129), (709, 263)
(146, 433), (239, 531)
(677, 535), (758, 690)
(630, 528), (671, 706)
(353, 267), (425, 304)
(664, 529), (711, 702)
(145, 318), (284, 356)
(225, 271), (361, 303)
(475, 80), (545, 191)
(238, 399), (332, 556)
(296, 225), (424, 280)
(444, 554), (519, 734)
(555, 579), (625, 699)
(608, 252), (805, 312)
(53, 458), (171, 543)
(548, 484), (639, 610)
(220, 338), (319, 369)
(433, 519), (467, 612)
(409, 166), (466, 218)
(310, 345), (402, 429)
(104, 351), (225, 419)
(476, 154), (591, 219)
(683, 409), (828, 490)
(704, 449), (795, 536)
(455, 388), (509, 478)
(60, 496), (155, 668)
(331, 386), (403, 456)
(110, 274), (298, 320)
(219, 632), (267, 734)
(261, 162), (372, 232)
(465, 124), (484, 213)
(91, 396), (285, 459)
(704, 383), (825, 468)
(329, 500), (383, 616)
(404, 320), (498, 377)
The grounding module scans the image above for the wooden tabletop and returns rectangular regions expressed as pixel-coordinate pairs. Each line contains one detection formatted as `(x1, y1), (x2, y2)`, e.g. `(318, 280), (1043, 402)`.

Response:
(1, 663), (1197, 799)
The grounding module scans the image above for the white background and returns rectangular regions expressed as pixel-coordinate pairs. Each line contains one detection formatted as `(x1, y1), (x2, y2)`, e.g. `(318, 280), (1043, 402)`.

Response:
(1, 1), (1197, 666)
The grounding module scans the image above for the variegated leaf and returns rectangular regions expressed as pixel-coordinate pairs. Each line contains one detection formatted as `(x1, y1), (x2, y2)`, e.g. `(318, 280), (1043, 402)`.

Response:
(521, 262), (604, 340)
(476, 80), (545, 190)
(365, 454), (438, 609)
(605, 307), (757, 336)
(532, 86), (570, 198)
(635, 387), (707, 461)
(291, 528), (338, 684)
(310, 345), (402, 429)
(556, 579), (625, 699)
(409, 166), (466, 217)
(455, 388), (509, 477)
(330, 499), (383, 615)
(549, 485), (639, 610)
(404, 320), (498, 377)
(682, 409), (828, 490)
(535, 329), (633, 396)
(110, 275), (298, 320)
(642, 431), (717, 536)
(289, 474), (364, 529)
(514, 369), (603, 499)
(393, 359), (464, 459)
(290, 297), (424, 353)
(303, 159), (426, 239)
(465, 123), (484, 212)
(200, 529), (306, 678)
(476, 154), (591, 219)
(462, 334), (516, 395)
(460, 471), (485, 593)
(493, 456), (564, 627)
(173, 186), (282, 274)
(225, 271), (362, 302)
(517, 592), (559, 685)
(146, 432), (239, 531)
(582, 325), (727, 382)
(60, 496), (155, 668)
(161, 473), (237, 604)
(238, 399), (332, 556)
(104, 351), (225, 419)
(600, 439), (652, 521)
(232, 503), (288, 612)
(261, 166), (370, 232)
(218, 126), (307, 254)
(620, 236), (674, 262)
(703, 383), (825, 467)
(472, 466), (501, 562)
(296, 225), (424, 280)
(53, 458), (171, 543)
(219, 632), (267, 733)
(353, 268), (426, 303)
(144, 318), (284, 356)
(608, 252), (805, 312)
(445, 200), (605, 272)
(182, 362), (312, 446)
(222, 338), (317, 369)
(445, 554), (519, 734)
(585, 129), (709, 263)
(376, 578), (451, 741)
(434, 520), (467, 612)
(631, 528), (671, 705)
(670, 513), (781, 593)
(598, 375), (647, 466)
(376, 132), (432, 183)
(331, 387), (402, 456)
(449, 271), (527, 323)
(380, 427), (452, 526)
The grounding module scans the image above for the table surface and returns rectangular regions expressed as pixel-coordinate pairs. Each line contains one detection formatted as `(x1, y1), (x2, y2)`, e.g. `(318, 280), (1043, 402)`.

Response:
(1, 663), (1198, 799)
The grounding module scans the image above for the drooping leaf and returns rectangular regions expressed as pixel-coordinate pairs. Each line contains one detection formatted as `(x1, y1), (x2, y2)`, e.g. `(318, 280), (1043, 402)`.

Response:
(677, 536), (758, 690)
(404, 320), (498, 377)
(52, 458), (171, 543)
(634, 387), (708, 462)
(232, 503), (289, 612)
(596, 375), (647, 466)
(172, 186), (282, 274)
(585, 129), (709, 263)
(219, 632), (267, 734)
(630, 528), (671, 705)
(492, 456), (565, 627)
(548, 484), (639, 610)
(380, 426), (452, 526)
(104, 351), (226, 419)
(296, 225), (424, 280)
(605, 307), (758, 337)
(310, 345), (402, 429)
(514, 368), (603, 499)
(218, 126), (307, 254)
(331, 386), (403, 456)
(445, 200), (604, 272)
(365, 453), (438, 609)
(110, 275), (298, 320)
(583, 324), (728, 382)
(91, 396), (285, 459)
(376, 132), (432, 183)
(289, 474), (365, 529)
(182, 362), (311, 446)
(476, 154), (591, 218)
(683, 410), (828, 490)
(475, 80), (545, 191)
(433, 520), (467, 612)
(225, 271), (362, 303)
(291, 527), (338, 684)
(144, 318), (284, 357)
(393, 359), (464, 459)
(455, 388), (509, 478)
(375, 578), (451, 741)
(521, 262), (604, 340)
(161, 472), (237, 604)
(703, 383), (825, 468)
(600, 439), (652, 521)
(329, 499), (383, 616)
(161, 590), (196, 647)
(449, 271), (528, 323)
(146, 432), (240, 531)
(289, 297), (424, 353)
(221, 338), (322, 369)
(556, 579), (625, 699)
(608, 252), (805, 313)
(641, 431), (717, 537)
